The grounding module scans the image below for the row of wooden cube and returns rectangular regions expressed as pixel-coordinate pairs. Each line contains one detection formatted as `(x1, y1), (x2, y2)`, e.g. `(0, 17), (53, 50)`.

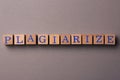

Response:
(3, 34), (115, 45)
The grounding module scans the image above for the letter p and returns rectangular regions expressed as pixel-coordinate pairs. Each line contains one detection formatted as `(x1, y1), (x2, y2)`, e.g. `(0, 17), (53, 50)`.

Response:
(3, 35), (13, 45)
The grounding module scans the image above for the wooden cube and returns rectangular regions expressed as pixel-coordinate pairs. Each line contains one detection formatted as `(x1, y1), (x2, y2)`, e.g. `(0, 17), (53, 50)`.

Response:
(2, 34), (13, 45)
(105, 34), (115, 45)
(60, 34), (70, 45)
(14, 34), (25, 45)
(93, 34), (104, 45)
(26, 34), (36, 45)
(71, 34), (81, 45)
(38, 34), (48, 45)
(82, 34), (92, 45)
(49, 34), (60, 45)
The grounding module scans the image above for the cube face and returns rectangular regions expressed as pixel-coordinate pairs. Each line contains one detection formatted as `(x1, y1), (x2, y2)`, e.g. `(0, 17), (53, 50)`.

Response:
(38, 34), (48, 45)
(71, 34), (81, 45)
(3, 34), (13, 45)
(26, 34), (36, 45)
(105, 34), (115, 45)
(60, 34), (71, 45)
(14, 34), (25, 45)
(49, 34), (60, 45)
(82, 34), (92, 45)
(93, 34), (104, 45)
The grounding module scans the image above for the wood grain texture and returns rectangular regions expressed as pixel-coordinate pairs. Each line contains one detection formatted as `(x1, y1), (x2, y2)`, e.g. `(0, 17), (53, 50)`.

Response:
(93, 34), (104, 45)
(3, 34), (13, 45)
(71, 34), (81, 45)
(60, 34), (71, 45)
(49, 34), (60, 45)
(38, 34), (48, 45)
(82, 34), (92, 45)
(105, 34), (115, 45)
(14, 34), (25, 45)
(26, 34), (36, 45)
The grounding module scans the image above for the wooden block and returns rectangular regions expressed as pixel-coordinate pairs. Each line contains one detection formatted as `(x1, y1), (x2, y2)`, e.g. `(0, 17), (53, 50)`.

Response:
(71, 34), (81, 45)
(60, 34), (70, 45)
(14, 34), (25, 45)
(38, 34), (48, 45)
(2, 34), (13, 45)
(49, 34), (60, 45)
(26, 34), (36, 45)
(82, 34), (92, 45)
(93, 34), (104, 45)
(105, 34), (115, 45)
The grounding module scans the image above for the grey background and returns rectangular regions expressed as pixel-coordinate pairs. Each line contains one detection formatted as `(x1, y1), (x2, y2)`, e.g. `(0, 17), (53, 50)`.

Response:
(0, 0), (120, 80)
